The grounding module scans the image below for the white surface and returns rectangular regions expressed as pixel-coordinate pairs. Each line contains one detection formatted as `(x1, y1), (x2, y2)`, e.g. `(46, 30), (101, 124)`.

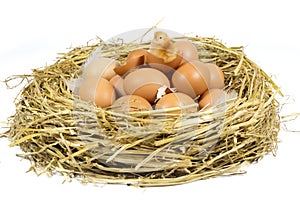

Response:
(1, 0), (300, 199)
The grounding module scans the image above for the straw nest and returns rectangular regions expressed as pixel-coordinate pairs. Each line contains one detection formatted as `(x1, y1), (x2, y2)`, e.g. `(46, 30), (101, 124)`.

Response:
(4, 35), (281, 187)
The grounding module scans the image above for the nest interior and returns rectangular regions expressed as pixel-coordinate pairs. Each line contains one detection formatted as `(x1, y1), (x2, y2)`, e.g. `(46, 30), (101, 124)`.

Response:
(3, 36), (281, 187)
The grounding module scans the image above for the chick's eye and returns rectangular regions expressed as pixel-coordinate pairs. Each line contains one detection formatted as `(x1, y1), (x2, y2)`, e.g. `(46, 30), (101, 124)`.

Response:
(159, 36), (163, 40)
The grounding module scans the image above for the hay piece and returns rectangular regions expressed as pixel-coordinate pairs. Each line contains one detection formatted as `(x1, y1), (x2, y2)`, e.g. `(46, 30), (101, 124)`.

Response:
(3, 36), (281, 187)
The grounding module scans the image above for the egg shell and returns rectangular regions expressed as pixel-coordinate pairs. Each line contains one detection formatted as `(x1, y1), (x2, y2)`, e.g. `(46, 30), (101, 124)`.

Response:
(198, 89), (225, 109)
(78, 78), (116, 108)
(146, 51), (183, 70)
(114, 49), (147, 76)
(124, 68), (170, 103)
(205, 63), (225, 89)
(109, 75), (126, 97)
(173, 40), (199, 63)
(83, 57), (118, 80)
(172, 60), (210, 98)
(155, 92), (198, 114)
(112, 95), (152, 112)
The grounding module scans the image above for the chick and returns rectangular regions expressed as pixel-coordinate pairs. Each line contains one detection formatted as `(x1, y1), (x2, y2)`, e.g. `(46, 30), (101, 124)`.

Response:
(149, 31), (177, 63)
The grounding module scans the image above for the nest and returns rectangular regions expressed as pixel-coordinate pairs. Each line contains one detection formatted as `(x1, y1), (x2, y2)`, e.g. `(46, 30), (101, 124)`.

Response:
(3, 35), (282, 187)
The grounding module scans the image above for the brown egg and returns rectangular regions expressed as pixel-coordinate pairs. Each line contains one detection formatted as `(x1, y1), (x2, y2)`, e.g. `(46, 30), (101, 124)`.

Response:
(78, 78), (116, 108)
(114, 49), (147, 76)
(83, 57), (118, 80)
(109, 75), (126, 97)
(112, 95), (152, 112)
(146, 51), (183, 70)
(155, 93), (198, 114)
(173, 40), (199, 63)
(124, 68), (170, 103)
(205, 63), (225, 89)
(198, 89), (225, 109)
(172, 60), (210, 98)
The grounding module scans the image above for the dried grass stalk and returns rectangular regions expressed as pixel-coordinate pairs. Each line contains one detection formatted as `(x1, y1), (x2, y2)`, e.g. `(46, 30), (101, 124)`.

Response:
(3, 36), (281, 187)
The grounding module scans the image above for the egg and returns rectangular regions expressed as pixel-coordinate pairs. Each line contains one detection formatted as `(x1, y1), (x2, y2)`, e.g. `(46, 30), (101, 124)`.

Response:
(155, 93), (198, 114)
(205, 63), (225, 89)
(124, 68), (170, 103)
(83, 57), (118, 80)
(114, 49), (147, 76)
(173, 40), (199, 63)
(172, 60), (210, 98)
(109, 75), (126, 97)
(78, 77), (116, 108)
(112, 95), (152, 112)
(198, 89), (225, 109)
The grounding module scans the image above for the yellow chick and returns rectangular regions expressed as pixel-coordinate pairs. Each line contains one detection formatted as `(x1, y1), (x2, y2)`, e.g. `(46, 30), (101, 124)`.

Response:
(149, 31), (177, 63)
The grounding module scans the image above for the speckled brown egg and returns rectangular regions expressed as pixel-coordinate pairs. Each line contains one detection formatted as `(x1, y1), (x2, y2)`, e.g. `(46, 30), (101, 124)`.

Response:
(124, 68), (170, 103)
(155, 92), (198, 114)
(172, 60), (210, 98)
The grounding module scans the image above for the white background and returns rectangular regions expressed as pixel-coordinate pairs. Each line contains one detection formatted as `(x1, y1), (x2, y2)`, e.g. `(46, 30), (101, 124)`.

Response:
(1, 0), (300, 199)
